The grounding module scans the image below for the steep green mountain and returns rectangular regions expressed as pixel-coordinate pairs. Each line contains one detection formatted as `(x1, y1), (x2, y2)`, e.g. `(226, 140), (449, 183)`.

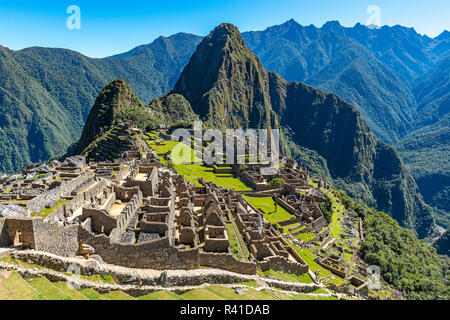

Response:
(396, 56), (450, 227)
(362, 211), (449, 299)
(75, 79), (148, 154)
(166, 23), (436, 237)
(434, 228), (450, 256)
(147, 93), (199, 126)
(0, 33), (202, 174)
(172, 23), (276, 131)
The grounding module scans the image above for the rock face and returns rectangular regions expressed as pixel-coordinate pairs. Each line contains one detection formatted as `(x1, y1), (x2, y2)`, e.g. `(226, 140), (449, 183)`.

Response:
(0, 204), (29, 218)
(167, 23), (436, 237)
(22, 163), (50, 175)
(62, 156), (86, 169)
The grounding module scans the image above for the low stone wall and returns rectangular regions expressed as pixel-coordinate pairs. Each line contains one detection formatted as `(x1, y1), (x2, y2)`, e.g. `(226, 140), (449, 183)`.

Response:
(276, 198), (298, 217)
(26, 172), (90, 213)
(199, 252), (257, 275)
(258, 256), (308, 277)
(26, 188), (60, 213)
(79, 227), (199, 270)
(0, 218), (9, 246)
(33, 220), (79, 256)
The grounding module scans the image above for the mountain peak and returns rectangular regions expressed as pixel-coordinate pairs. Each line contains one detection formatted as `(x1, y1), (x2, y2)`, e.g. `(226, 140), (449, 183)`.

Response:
(215, 22), (240, 33)
(75, 78), (145, 154)
(322, 20), (343, 31)
(173, 23), (271, 129)
(436, 29), (450, 40)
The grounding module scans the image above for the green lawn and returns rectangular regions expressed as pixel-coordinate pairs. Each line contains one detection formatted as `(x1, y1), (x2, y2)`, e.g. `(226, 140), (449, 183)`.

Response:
(103, 291), (136, 300)
(297, 232), (317, 243)
(1, 272), (43, 300)
(26, 277), (72, 300)
(79, 288), (110, 300)
(146, 136), (251, 191)
(243, 196), (294, 225)
(263, 269), (313, 284)
(139, 290), (183, 300)
(181, 285), (275, 300)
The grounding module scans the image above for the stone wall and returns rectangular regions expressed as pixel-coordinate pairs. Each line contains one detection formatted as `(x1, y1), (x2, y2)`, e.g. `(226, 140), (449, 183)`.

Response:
(199, 252), (257, 275)
(32, 219), (79, 257)
(26, 172), (90, 213)
(82, 208), (117, 235)
(0, 218), (8, 246)
(78, 227), (199, 270)
(258, 256), (308, 277)
(2, 217), (36, 249)
(0, 217), (79, 256)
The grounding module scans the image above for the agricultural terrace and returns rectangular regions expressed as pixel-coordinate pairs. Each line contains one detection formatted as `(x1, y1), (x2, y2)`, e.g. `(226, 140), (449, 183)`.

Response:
(144, 132), (251, 191)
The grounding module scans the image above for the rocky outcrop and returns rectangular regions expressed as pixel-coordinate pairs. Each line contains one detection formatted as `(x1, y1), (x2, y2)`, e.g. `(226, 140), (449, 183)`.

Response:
(0, 204), (29, 218)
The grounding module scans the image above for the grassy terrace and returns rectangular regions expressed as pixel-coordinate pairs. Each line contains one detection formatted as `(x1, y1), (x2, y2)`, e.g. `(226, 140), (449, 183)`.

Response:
(243, 196), (293, 226)
(262, 269), (314, 284)
(243, 195), (315, 243)
(144, 133), (251, 191)
(0, 272), (337, 301)
(285, 240), (346, 286)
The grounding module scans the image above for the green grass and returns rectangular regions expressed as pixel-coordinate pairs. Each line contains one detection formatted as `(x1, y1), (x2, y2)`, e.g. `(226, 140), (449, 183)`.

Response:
(26, 277), (72, 300)
(0, 276), (16, 300)
(226, 212), (251, 260)
(181, 285), (276, 300)
(285, 240), (346, 286)
(263, 269), (313, 284)
(289, 293), (338, 300)
(243, 196), (294, 226)
(103, 291), (136, 300)
(79, 288), (110, 300)
(312, 288), (329, 294)
(147, 137), (251, 191)
(53, 282), (90, 300)
(236, 281), (258, 288)
(139, 290), (184, 300)
(297, 232), (317, 242)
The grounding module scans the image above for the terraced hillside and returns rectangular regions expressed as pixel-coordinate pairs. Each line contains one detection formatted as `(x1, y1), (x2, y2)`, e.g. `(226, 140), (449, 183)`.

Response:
(0, 271), (339, 301)
(81, 125), (134, 162)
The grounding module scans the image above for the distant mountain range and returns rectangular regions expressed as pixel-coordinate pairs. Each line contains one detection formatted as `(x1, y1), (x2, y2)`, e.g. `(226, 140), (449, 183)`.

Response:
(0, 20), (448, 230)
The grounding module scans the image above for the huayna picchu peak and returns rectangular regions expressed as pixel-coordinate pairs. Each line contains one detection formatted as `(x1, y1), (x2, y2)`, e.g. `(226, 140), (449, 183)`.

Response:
(1, 6), (449, 304)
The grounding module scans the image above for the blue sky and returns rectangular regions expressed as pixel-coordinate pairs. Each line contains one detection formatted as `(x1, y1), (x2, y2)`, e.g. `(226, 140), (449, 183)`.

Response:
(0, 0), (449, 58)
